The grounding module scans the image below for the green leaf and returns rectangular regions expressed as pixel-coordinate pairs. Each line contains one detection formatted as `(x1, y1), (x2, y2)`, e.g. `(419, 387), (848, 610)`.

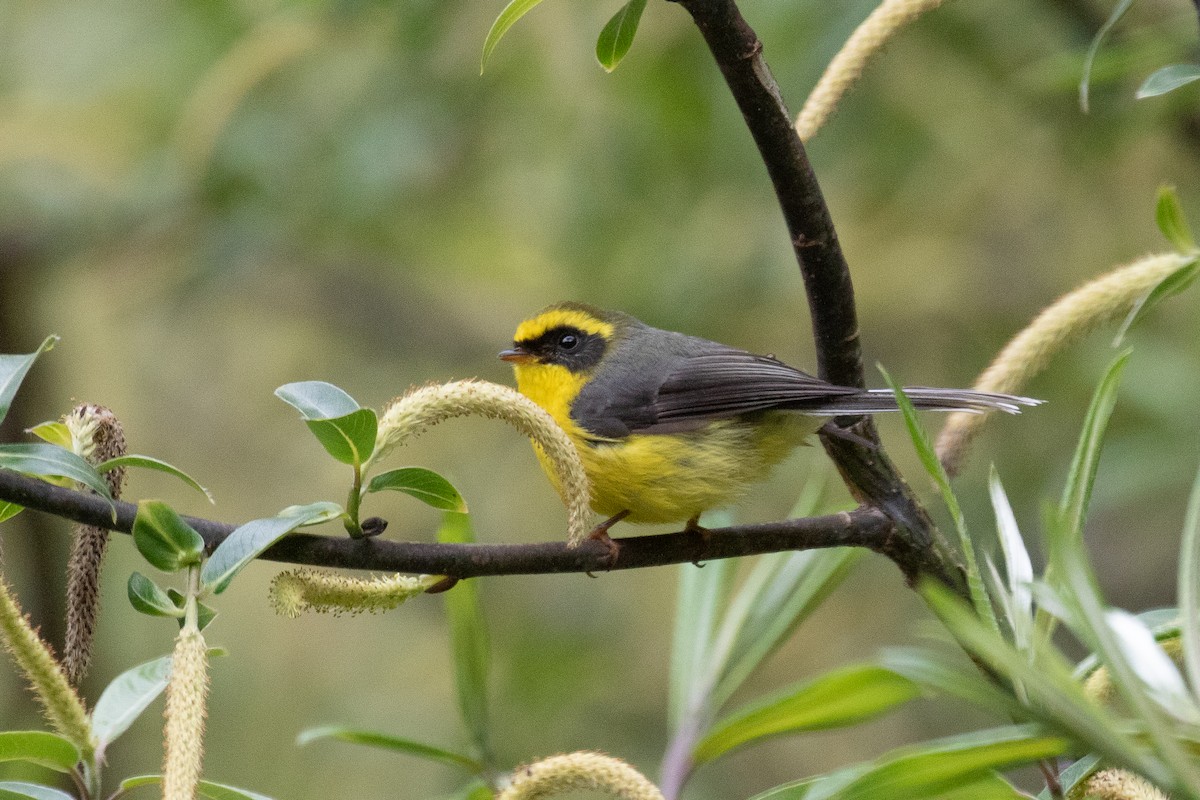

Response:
(0, 444), (114, 504)
(296, 727), (484, 774)
(0, 732), (79, 773)
(1036, 753), (1100, 799)
(1079, 0), (1134, 113)
(274, 381), (360, 419)
(438, 512), (491, 765)
(880, 647), (1023, 718)
(447, 781), (494, 800)
(988, 468), (1033, 649)
(119, 776), (275, 800)
(0, 502), (23, 524)
(305, 409), (378, 466)
(366, 467), (467, 512)
(132, 500), (205, 572)
(1057, 350), (1129, 543)
(127, 571), (183, 618)
(1155, 186), (1197, 252)
(165, 588), (219, 632)
(0, 784), (76, 800)
(668, 517), (736, 732)
(804, 725), (1067, 800)
(880, 367), (996, 631)
(92, 655), (172, 749)
(694, 664), (919, 764)
(26, 422), (70, 449)
(920, 580), (1156, 783)
(201, 502), (342, 593)
(1182, 462), (1200, 707)
(0, 336), (58, 427)
(595, 0), (647, 72)
(1137, 63), (1200, 99)
(96, 455), (213, 503)
(711, 548), (861, 710)
(480, 0), (547, 72)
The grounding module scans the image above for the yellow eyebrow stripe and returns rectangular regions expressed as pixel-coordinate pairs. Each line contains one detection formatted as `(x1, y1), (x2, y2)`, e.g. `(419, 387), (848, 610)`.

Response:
(514, 308), (614, 343)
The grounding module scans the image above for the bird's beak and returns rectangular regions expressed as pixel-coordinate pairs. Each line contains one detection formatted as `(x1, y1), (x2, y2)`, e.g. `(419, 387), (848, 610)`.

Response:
(499, 346), (534, 364)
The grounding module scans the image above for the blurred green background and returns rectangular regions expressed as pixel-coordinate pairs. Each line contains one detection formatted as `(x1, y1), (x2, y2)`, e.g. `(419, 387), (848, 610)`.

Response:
(2, 0), (1199, 797)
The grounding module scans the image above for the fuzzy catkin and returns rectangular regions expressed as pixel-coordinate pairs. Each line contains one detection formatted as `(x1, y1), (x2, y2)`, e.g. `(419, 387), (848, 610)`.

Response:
(376, 380), (593, 545)
(498, 752), (665, 800)
(796, 0), (948, 141)
(163, 625), (209, 800)
(0, 574), (94, 759)
(936, 252), (1191, 475)
(1070, 769), (1168, 800)
(269, 569), (440, 617)
(63, 404), (127, 686)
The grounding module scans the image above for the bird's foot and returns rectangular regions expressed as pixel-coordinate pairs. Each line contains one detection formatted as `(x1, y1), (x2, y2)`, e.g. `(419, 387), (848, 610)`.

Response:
(585, 511), (628, 574)
(685, 515), (710, 566)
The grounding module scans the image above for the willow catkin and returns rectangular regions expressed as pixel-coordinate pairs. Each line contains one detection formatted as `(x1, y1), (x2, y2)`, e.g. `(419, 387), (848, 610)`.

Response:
(498, 752), (665, 800)
(63, 404), (128, 686)
(796, 0), (948, 141)
(0, 573), (94, 759)
(1070, 769), (1168, 800)
(375, 380), (593, 545)
(162, 625), (209, 800)
(936, 252), (1192, 476)
(269, 569), (441, 617)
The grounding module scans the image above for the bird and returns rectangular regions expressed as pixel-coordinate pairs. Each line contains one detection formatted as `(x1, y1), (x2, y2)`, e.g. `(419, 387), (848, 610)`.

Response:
(500, 301), (1038, 541)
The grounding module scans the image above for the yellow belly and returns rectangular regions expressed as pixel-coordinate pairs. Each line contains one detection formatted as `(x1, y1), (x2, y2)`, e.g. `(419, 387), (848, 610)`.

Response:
(535, 413), (821, 524)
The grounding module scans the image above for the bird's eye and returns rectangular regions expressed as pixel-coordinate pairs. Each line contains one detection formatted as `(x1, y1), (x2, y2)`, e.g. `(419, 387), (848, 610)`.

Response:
(558, 332), (580, 351)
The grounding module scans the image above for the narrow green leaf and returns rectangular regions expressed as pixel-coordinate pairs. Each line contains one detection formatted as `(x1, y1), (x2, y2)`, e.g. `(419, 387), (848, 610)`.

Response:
(164, 589), (218, 631)
(96, 455), (213, 503)
(92, 655), (172, 748)
(133, 500), (205, 572)
(480, 0), (547, 72)
(0, 336), (58, 427)
(668, 522), (736, 732)
(806, 725), (1067, 800)
(0, 502), (23, 524)
(1137, 63), (1200, 99)
(201, 502), (341, 593)
(1057, 350), (1129, 543)
(880, 367), (996, 630)
(366, 467), (467, 512)
(712, 548), (861, 710)
(448, 781), (494, 800)
(438, 513), (492, 765)
(595, 0), (647, 72)
(0, 444), (114, 504)
(0, 732), (79, 773)
(274, 381), (360, 419)
(1182, 462), (1200, 705)
(694, 665), (920, 764)
(297, 727), (484, 774)
(1155, 186), (1197, 252)
(1114, 254), (1198, 345)
(0, 783), (76, 800)
(921, 581), (1157, 783)
(127, 572), (183, 618)
(880, 647), (1024, 719)
(1079, 0), (1135, 113)
(1036, 753), (1101, 799)
(1104, 608), (1198, 722)
(305, 409), (378, 466)
(26, 422), (70, 449)
(750, 773), (1024, 800)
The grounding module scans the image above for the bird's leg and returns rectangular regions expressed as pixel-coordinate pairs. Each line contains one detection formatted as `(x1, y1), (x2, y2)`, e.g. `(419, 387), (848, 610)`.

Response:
(586, 510), (629, 570)
(818, 420), (878, 449)
(685, 515), (710, 566)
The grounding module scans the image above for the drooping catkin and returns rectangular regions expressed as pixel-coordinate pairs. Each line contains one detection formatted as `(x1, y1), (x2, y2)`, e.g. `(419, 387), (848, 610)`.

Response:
(0, 573), (94, 759)
(498, 752), (665, 800)
(63, 404), (127, 686)
(796, 0), (948, 141)
(936, 252), (1192, 476)
(162, 625), (209, 800)
(375, 380), (593, 545)
(269, 569), (441, 617)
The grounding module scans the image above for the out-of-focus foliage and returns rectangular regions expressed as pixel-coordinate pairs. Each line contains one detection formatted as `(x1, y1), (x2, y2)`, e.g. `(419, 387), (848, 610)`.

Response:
(1, 0), (1199, 797)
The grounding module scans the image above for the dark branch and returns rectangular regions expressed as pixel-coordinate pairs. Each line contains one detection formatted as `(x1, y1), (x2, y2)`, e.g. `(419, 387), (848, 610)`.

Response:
(0, 468), (894, 577)
(671, 0), (967, 595)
